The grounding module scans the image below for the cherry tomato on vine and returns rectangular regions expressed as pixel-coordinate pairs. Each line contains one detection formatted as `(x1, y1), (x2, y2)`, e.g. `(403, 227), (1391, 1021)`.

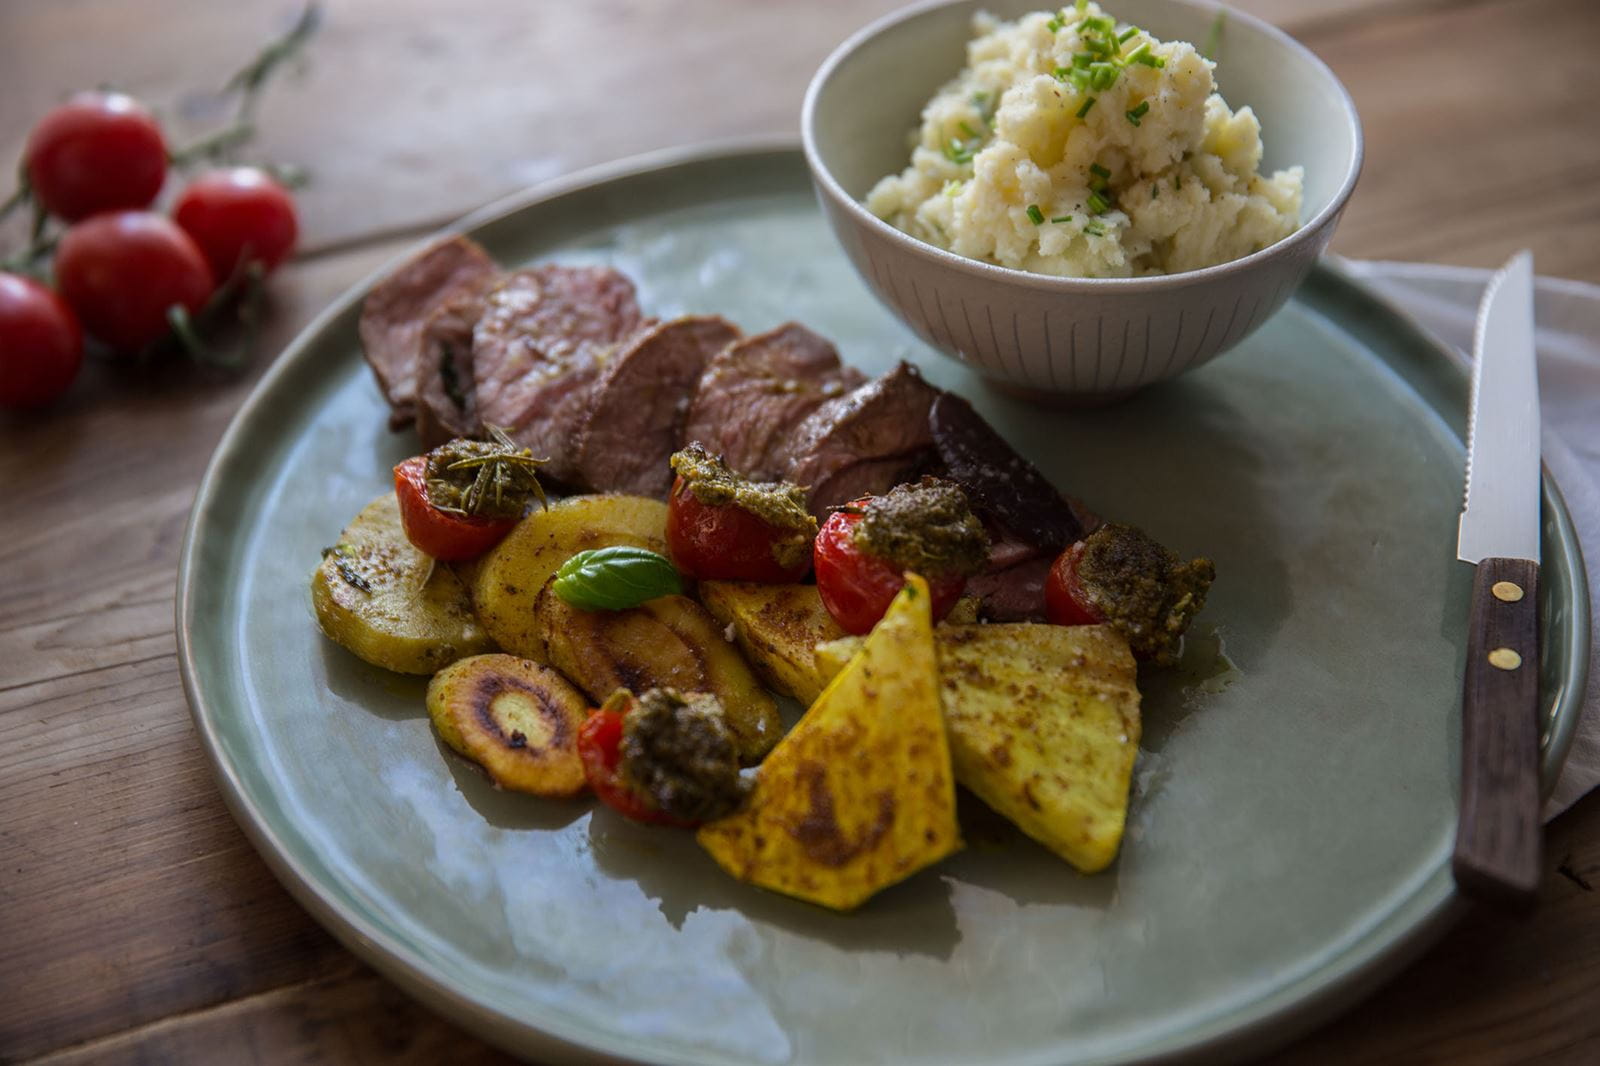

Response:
(665, 475), (812, 583)
(1044, 541), (1104, 627)
(0, 273), (84, 410)
(53, 212), (214, 354)
(173, 168), (299, 280)
(392, 455), (518, 561)
(24, 92), (168, 222)
(812, 504), (966, 635)
(576, 706), (696, 828)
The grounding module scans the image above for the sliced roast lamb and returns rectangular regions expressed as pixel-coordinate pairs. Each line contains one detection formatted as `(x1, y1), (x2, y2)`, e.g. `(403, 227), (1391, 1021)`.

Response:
(681, 323), (866, 482)
(358, 235), (499, 430)
(781, 361), (943, 520)
(413, 291), (487, 450)
(571, 315), (742, 497)
(966, 553), (1053, 622)
(471, 264), (646, 486)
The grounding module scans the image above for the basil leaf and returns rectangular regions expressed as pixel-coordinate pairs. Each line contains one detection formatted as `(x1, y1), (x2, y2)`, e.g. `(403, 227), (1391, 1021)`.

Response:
(552, 546), (682, 611)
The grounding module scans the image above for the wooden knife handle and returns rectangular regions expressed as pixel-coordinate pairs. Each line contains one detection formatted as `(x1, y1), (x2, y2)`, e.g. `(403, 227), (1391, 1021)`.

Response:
(1452, 556), (1542, 908)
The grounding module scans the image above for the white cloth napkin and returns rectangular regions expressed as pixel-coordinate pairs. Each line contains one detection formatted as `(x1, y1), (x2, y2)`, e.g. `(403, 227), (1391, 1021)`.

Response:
(1340, 259), (1600, 820)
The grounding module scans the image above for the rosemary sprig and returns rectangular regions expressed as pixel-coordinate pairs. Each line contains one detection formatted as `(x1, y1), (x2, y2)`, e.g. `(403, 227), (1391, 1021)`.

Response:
(429, 426), (550, 518)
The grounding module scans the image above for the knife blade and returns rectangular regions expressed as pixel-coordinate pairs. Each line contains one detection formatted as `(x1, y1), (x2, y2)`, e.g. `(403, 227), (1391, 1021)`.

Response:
(1452, 250), (1543, 908)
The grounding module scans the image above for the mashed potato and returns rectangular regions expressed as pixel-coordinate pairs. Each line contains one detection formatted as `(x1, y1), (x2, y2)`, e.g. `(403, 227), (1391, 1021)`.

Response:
(866, 3), (1303, 277)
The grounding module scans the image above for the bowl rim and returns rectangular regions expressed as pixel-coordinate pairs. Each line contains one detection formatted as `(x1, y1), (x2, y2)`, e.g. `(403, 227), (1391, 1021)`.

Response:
(801, 0), (1364, 292)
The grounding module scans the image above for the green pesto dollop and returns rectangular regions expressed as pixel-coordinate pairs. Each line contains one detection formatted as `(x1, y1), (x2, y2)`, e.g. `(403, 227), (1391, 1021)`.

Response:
(1074, 523), (1216, 665)
(424, 426), (548, 520)
(852, 477), (990, 578)
(670, 442), (818, 571)
(619, 688), (750, 823)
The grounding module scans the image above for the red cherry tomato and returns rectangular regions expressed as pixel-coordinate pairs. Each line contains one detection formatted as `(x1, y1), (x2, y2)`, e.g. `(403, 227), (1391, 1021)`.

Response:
(0, 273), (84, 410)
(24, 92), (168, 222)
(577, 707), (695, 828)
(392, 455), (518, 561)
(54, 211), (214, 353)
(173, 168), (299, 280)
(1045, 541), (1104, 627)
(813, 504), (965, 635)
(665, 476), (811, 583)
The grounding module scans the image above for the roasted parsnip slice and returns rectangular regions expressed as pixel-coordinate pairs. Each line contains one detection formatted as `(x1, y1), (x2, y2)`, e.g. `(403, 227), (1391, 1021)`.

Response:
(426, 654), (588, 796)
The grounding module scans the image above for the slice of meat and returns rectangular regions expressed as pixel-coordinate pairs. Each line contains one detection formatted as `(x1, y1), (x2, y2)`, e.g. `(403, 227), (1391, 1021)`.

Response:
(571, 315), (742, 497)
(782, 361), (942, 519)
(929, 392), (1085, 551)
(471, 264), (645, 485)
(358, 235), (499, 429)
(413, 291), (486, 450)
(966, 552), (1052, 622)
(681, 323), (865, 481)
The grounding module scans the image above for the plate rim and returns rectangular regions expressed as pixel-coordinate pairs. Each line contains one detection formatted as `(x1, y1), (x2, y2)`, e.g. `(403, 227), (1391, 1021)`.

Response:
(175, 137), (1590, 1066)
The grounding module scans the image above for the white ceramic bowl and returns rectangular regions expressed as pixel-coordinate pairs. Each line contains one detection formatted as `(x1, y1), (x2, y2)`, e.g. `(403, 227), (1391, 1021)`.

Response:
(803, 0), (1363, 401)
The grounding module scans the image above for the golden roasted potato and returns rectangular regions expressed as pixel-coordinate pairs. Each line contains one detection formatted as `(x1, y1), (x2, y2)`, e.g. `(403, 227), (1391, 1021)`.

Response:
(426, 654), (588, 796)
(698, 575), (961, 910)
(698, 582), (847, 705)
(471, 494), (668, 659)
(818, 623), (1141, 873)
(535, 582), (782, 763)
(311, 493), (495, 674)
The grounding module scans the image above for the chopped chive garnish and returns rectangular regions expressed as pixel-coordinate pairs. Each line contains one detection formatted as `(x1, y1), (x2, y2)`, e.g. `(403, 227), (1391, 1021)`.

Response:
(1047, 16), (1064, 32)
(1090, 162), (1111, 179)
(1134, 51), (1166, 68)
(1026, 204), (1045, 225)
(1053, 66), (1072, 81)
(1089, 63), (1117, 90)
(1126, 100), (1150, 125)
(1051, 214), (1073, 223)
(1125, 42), (1151, 65)
(1076, 96), (1096, 117)
(1088, 191), (1110, 214)
(1203, 11), (1226, 60)
(1075, 0), (1088, 12)
(958, 121), (979, 139)
(1070, 68), (1092, 90)
(1073, 52), (1093, 68)
(1118, 26), (1139, 43)
(943, 138), (977, 164)
(1085, 220), (1106, 236)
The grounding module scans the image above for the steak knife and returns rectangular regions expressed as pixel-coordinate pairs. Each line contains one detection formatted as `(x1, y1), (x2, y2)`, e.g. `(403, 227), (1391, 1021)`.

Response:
(1452, 250), (1542, 908)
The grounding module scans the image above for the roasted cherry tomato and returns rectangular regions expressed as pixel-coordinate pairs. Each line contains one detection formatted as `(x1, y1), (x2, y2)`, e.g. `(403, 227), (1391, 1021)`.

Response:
(666, 475), (812, 583)
(393, 455), (518, 561)
(576, 707), (695, 828)
(1044, 541), (1104, 627)
(0, 273), (84, 410)
(54, 211), (215, 353)
(813, 504), (966, 635)
(24, 92), (168, 222)
(173, 168), (299, 280)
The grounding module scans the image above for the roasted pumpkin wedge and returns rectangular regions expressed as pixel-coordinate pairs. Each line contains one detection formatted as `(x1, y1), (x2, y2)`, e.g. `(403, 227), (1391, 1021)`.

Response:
(535, 581), (782, 764)
(817, 622), (1141, 873)
(698, 581), (847, 705)
(471, 494), (669, 660)
(426, 654), (588, 796)
(697, 575), (962, 910)
(311, 492), (495, 674)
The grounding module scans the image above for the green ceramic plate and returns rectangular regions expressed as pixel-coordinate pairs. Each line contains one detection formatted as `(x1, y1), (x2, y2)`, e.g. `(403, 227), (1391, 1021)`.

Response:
(178, 142), (1588, 1066)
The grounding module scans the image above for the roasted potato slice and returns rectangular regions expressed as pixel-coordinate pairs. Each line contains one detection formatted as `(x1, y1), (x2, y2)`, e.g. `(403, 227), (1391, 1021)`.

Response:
(698, 575), (961, 910)
(311, 492), (495, 674)
(535, 582), (782, 763)
(698, 582), (847, 705)
(817, 623), (1141, 873)
(471, 494), (669, 659)
(426, 654), (588, 796)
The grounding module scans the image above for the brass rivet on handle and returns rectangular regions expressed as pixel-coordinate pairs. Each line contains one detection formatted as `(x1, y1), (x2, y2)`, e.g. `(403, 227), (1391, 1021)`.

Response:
(1488, 647), (1523, 671)
(1492, 581), (1525, 603)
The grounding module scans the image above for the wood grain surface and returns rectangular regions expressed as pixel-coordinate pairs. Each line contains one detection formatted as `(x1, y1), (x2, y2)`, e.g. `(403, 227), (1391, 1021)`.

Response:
(2, 1), (1597, 1064)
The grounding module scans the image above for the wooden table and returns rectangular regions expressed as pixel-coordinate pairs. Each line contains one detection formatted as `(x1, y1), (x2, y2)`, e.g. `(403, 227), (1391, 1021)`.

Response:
(2, 1), (1597, 1062)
